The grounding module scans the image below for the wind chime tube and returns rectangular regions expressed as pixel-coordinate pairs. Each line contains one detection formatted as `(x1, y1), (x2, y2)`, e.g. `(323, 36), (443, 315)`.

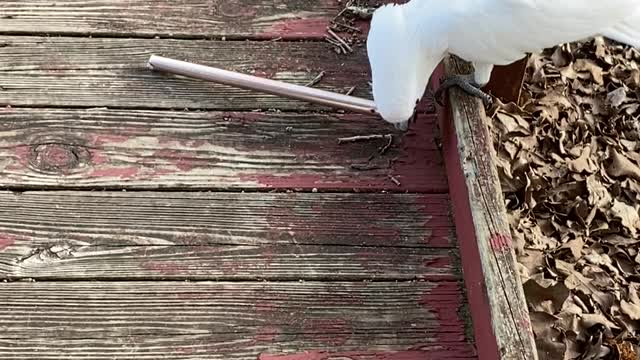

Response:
(147, 55), (379, 116)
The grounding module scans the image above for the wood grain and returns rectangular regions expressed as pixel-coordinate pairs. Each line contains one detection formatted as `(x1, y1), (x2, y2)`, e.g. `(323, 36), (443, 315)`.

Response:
(0, 36), (376, 110)
(0, 108), (446, 191)
(0, 0), (370, 39)
(0, 191), (458, 280)
(0, 281), (476, 359)
(439, 56), (537, 360)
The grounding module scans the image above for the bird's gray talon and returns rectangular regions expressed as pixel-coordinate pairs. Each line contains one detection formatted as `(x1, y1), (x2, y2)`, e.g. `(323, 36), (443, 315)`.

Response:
(433, 74), (493, 108)
(394, 121), (409, 131)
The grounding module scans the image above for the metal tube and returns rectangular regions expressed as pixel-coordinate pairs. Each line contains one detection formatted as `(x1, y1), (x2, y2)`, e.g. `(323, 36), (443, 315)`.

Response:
(147, 55), (379, 116)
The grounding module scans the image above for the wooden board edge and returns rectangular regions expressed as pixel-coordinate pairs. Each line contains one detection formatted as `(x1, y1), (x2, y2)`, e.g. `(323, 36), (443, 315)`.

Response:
(435, 56), (538, 360)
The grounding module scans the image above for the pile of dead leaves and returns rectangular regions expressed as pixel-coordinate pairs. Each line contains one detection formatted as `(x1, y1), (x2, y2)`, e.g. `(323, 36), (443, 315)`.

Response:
(489, 37), (640, 360)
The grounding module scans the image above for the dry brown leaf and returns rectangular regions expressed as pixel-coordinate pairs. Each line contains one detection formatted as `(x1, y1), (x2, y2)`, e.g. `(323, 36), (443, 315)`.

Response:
(620, 284), (640, 320)
(608, 199), (640, 237)
(525, 279), (571, 313)
(607, 149), (640, 181)
(567, 145), (598, 173)
(496, 37), (640, 357)
(562, 237), (585, 259)
(587, 174), (612, 208)
(607, 87), (628, 107)
(574, 59), (605, 85)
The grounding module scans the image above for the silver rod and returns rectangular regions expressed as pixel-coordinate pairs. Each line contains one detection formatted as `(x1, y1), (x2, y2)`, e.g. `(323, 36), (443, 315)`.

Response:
(147, 55), (379, 116)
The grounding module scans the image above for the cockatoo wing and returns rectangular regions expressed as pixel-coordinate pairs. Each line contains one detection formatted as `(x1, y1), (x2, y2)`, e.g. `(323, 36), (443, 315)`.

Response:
(602, 9), (640, 48)
(447, 0), (640, 65)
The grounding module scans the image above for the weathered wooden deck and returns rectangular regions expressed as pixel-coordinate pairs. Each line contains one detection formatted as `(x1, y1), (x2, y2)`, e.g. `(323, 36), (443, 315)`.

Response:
(0, 2), (536, 359)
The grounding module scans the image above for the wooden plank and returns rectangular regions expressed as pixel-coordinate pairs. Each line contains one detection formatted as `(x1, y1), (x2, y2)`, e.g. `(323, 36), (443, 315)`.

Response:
(0, 244), (459, 281)
(0, 36), (376, 110)
(0, 281), (477, 359)
(437, 56), (537, 360)
(0, 0), (371, 39)
(0, 108), (446, 191)
(0, 191), (457, 280)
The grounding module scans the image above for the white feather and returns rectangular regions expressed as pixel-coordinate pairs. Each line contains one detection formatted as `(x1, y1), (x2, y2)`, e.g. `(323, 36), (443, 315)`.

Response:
(367, 2), (447, 124)
(367, 0), (640, 124)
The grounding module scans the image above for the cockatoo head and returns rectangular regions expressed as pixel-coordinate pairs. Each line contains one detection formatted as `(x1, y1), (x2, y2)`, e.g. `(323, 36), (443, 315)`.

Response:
(366, 3), (445, 130)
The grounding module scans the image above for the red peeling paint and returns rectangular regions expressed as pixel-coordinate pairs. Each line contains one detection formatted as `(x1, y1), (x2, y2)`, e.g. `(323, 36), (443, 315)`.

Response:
(420, 282), (464, 323)
(0, 234), (15, 251)
(423, 255), (451, 270)
(250, 68), (278, 79)
(254, 301), (279, 315)
(90, 150), (109, 165)
(264, 198), (410, 247)
(91, 134), (130, 146)
(390, 113), (448, 193)
(12, 145), (32, 167)
(220, 111), (268, 123)
(153, 149), (211, 172)
(88, 166), (139, 179)
(258, 18), (330, 39)
(156, 136), (208, 149)
(255, 326), (281, 342)
(140, 261), (186, 276)
(415, 195), (454, 247)
(489, 233), (513, 253)
(303, 318), (352, 346)
(262, 247), (274, 267)
(151, 168), (176, 176)
(418, 282), (478, 357)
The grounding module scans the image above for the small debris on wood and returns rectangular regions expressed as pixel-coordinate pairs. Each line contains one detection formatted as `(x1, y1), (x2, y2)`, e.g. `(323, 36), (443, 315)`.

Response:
(327, 28), (353, 53)
(388, 175), (401, 186)
(346, 5), (375, 19)
(337, 134), (389, 144)
(345, 86), (356, 96)
(350, 163), (382, 171)
(324, 35), (346, 54)
(333, 22), (362, 33)
(378, 134), (393, 155)
(339, 133), (394, 171)
(305, 71), (326, 87)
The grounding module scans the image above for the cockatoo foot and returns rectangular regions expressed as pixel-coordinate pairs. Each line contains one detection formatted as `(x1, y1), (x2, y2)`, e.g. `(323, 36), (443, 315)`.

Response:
(433, 75), (493, 109)
(392, 107), (417, 131)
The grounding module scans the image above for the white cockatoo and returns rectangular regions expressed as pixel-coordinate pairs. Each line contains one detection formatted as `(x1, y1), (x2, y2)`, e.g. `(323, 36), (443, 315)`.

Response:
(367, 0), (640, 130)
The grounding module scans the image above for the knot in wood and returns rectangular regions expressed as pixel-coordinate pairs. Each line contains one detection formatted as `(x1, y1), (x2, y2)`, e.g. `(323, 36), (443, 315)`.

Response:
(30, 143), (88, 174)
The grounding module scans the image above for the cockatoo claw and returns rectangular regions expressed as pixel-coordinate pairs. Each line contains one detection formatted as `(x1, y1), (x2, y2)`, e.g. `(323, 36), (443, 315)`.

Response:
(433, 75), (493, 109)
(394, 121), (409, 131)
